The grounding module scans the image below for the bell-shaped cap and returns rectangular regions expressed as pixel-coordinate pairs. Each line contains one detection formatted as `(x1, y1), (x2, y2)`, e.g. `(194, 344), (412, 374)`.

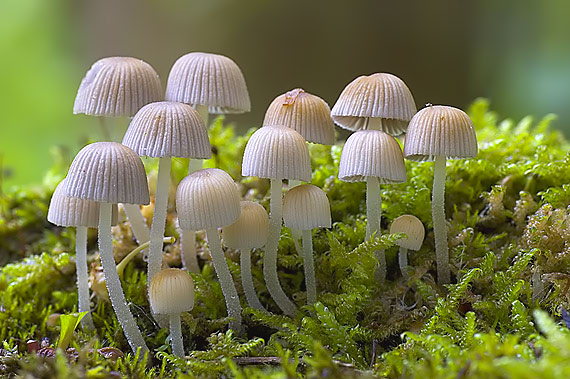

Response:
(390, 214), (425, 251)
(149, 268), (195, 315)
(222, 201), (269, 250)
(263, 88), (335, 145)
(331, 73), (416, 135)
(122, 101), (211, 159)
(176, 168), (241, 230)
(73, 57), (162, 117)
(165, 52), (250, 114)
(64, 142), (150, 205)
(283, 184), (331, 230)
(339, 130), (406, 183)
(242, 125), (311, 181)
(403, 105), (478, 161)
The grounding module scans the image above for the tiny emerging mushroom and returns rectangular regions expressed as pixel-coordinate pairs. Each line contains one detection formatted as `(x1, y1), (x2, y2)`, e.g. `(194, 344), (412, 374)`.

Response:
(390, 215), (425, 282)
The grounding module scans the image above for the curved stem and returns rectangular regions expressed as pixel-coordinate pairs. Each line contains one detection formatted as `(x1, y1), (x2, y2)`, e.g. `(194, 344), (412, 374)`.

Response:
(75, 226), (94, 330)
(206, 228), (242, 331)
(264, 179), (297, 316)
(123, 204), (150, 245)
(366, 176), (386, 283)
(240, 249), (266, 311)
(301, 229), (317, 305)
(117, 237), (175, 279)
(98, 203), (148, 354)
(433, 155), (450, 285)
(169, 313), (184, 358)
(148, 157), (171, 286)
(399, 246), (409, 282)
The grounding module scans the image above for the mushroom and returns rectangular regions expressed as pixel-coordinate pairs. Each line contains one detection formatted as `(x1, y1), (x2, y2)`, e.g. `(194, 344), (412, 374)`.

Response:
(282, 184), (331, 305)
(176, 168), (242, 330)
(403, 105), (478, 285)
(122, 101), (211, 281)
(149, 268), (194, 358)
(242, 125), (311, 316)
(64, 142), (150, 354)
(222, 201), (269, 311)
(389, 215), (425, 281)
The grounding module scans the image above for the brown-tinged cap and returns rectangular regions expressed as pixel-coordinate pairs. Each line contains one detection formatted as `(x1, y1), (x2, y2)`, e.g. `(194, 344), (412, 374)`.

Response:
(241, 125), (311, 181)
(390, 214), (425, 251)
(222, 201), (269, 250)
(176, 168), (241, 230)
(165, 52), (250, 114)
(122, 101), (211, 159)
(338, 130), (406, 183)
(64, 142), (150, 205)
(283, 184), (331, 230)
(73, 57), (162, 117)
(403, 105), (478, 161)
(149, 268), (195, 314)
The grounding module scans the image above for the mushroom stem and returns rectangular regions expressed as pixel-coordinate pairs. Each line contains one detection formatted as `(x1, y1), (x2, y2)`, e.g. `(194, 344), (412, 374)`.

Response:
(240, 249), (266, 311)
(186, 104), (209, 175)
(123, 204), (150, 245)
(265, 178), (297, 316)
(98, 203), (148, 354)
(180, 158), (204, 273)
(169, 313), (184, 358)
(148, 157), (171, 286)
(301, 229), (317, 305)
(398, 246), (410, 282)
(366, 176), (386, 283)
(206, 228), (243, 331)
(75, 226), (94, 330)
(433, 155), (450, 285)
(289, 180), (303, 255)
(98, 117), (112, 141)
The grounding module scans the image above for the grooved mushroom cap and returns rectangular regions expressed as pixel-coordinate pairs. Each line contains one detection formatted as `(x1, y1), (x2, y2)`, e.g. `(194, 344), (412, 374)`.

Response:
(331, 73), (417, 135)
(165, 52), (250, 114)
(149, 268), (195, 315)
(338, 130), (406, 183)
(390, 214), (425, 251)
(176, 168), (241, 230)
(263, 88), (335, 145)
(73, 57), (162, 117)
(122, 101), (211, 159)
(403, 105), (478, 161)
(241, 125), (311, 181)
(64, 142), (150, 205)
(222, 201), (269, 250)
(283, 184), (331, 230)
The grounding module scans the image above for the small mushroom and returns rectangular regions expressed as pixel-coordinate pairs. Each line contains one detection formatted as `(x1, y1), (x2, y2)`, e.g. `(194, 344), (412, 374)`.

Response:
(389, 215), (425, 281)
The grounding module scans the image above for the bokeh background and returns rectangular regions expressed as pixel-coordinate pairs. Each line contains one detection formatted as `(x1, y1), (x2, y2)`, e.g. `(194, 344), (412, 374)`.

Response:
(1, 0), (569, 188)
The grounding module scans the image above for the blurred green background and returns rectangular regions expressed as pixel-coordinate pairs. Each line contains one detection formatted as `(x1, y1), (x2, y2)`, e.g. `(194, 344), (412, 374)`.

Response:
(1, 0), (570, 188)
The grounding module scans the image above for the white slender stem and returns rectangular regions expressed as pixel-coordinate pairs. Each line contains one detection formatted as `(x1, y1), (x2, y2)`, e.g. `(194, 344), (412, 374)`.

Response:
(240, 249), (266, 311)
(123, 204), (150, 245)
(301, 229), (317, 305)
(75, 226), (94, 330)
(433, 155), (450, 285)
(194, 104), (210, 127)
(98, 203), (148, 354)
(169, 313), (184, 358)
(148, 157), (171, 286)
(289, 179), (302, 188)
(366, 176), (386, 284)
(264, 179), (297, 316)
(399, 246), (410, 282)
(98, 117), (112, 141)
(206, 228), (242, 331)
(189, 159), (203, 174)
(181, 230), (200, 273)
(367, 117), (382, 131)
(289, 180), (302, 255)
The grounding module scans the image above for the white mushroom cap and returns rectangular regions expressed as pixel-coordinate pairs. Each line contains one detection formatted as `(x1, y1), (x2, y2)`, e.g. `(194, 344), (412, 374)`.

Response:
(222, 201), (269, 250)
(330, 73), (417, 135)
(283, 184), (331, 230)
(149, 268), (195, 315)
(122, 101), (211, 159)
(263, 88), (335, 145)
(165, 52), (250, 114)
(338, 130), (406, 183)
(176, 168), (241, 230)
(242, 125), (311, 181)
(73, 57), (162, 117)
(390, 214), (425, 251)
(64, 142), (150, 205)
(403, 105), (478, 161)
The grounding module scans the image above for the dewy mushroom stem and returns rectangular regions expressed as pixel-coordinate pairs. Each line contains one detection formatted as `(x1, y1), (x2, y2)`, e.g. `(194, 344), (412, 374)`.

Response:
(75, 226), (92, 328)
(301, 229), (317, 304)
(432, 155), (449, 284)
(123, 204), (150, 245)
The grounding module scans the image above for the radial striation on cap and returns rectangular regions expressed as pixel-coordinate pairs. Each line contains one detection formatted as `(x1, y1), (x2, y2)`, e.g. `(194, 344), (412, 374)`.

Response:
(331, 73), (416, 135)
(404, 105), (478, 161)
(263, 88), (335, 145)
(222, 201), (269, 250)
(390, 214), (425, 251)
(283, 184), (331, 230)
(149, 268), (195, 315)
(165, 52), (250, 114)
(64, 142), (150, 205)
(176, 168), (241, 230)
(73, 57), (162, 117)
(339, 130), (407, 183)
(122, 101), (211, 159)
(242, 125), (311, 181)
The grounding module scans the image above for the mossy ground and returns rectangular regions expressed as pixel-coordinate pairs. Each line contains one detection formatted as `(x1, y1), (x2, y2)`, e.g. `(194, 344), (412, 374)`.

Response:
(1, 99), (570, 378)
